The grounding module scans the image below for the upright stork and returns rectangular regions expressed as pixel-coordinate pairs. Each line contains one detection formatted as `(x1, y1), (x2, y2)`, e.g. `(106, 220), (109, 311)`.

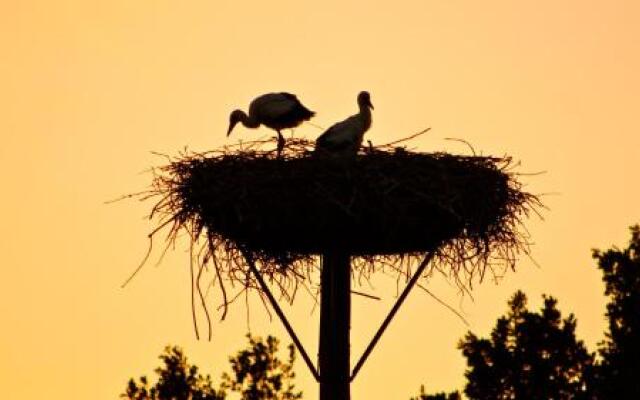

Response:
(314, 91), (374, 158)
(227, 92), (315, 156)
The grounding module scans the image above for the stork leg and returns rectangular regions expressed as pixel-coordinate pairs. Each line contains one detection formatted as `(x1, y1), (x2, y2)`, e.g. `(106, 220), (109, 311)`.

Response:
(276, 130), (285, 158)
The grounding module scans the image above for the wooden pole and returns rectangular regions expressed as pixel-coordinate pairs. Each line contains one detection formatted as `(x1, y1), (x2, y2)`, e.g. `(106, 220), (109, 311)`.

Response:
(319, 250), (351, 400)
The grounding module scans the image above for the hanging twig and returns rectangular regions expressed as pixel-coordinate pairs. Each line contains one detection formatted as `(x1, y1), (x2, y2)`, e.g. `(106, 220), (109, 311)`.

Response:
(189, 241), (200, 340)
(351, 290), (381, 301)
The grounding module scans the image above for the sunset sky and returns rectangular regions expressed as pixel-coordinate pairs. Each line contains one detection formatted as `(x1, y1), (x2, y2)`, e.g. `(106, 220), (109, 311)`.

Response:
(1, 1), (639, 399)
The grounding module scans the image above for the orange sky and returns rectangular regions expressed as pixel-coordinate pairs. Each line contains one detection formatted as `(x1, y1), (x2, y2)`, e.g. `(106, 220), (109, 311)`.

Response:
(1, 1), (639, 399)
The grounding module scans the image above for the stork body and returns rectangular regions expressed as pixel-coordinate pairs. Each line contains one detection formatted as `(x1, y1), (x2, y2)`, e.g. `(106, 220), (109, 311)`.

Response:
(315, 91), (374, 158)
(227, 92), (315, 155)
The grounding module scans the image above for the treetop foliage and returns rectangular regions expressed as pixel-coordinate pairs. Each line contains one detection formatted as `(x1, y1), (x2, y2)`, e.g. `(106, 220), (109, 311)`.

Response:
(593, 225), (640, 398)
(459, 290), (596, 400)
(122, 334), (301, 400)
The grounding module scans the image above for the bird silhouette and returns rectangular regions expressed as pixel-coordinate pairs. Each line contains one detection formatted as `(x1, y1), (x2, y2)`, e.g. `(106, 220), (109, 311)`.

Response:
(227, 92), (315, 156)
(314, 91), (374, 158)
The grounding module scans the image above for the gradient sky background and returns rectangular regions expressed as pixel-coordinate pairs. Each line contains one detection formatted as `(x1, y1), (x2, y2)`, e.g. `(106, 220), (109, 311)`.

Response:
(1, 1), (639, 399)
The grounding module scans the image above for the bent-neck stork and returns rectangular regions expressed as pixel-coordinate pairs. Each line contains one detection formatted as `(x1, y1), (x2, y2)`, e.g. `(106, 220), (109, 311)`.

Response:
(314, 91), (374, 158)
(227, 92), (315, 156)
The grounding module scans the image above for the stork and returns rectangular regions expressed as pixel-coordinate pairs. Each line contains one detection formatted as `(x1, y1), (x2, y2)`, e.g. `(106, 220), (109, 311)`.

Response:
(227, 92), (315, 156)
(314, 91), (374, 158)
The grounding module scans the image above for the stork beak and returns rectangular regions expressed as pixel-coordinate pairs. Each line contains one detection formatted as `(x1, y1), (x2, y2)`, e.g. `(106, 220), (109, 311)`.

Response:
(227, 120), (238, 136)
(368, 100), (374, 110)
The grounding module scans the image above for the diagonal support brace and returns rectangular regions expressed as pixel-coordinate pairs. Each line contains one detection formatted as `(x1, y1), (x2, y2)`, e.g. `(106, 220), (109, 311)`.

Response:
(240, 250), (320, 382)
(350, 251), (436, 382)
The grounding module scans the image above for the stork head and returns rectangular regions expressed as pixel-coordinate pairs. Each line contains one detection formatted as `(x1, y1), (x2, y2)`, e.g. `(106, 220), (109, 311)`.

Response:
(227, 110), (245, 136)
(357, 91), (374, 110)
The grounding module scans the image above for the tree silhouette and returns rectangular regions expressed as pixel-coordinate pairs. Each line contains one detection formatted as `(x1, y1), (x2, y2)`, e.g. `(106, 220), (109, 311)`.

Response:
(410, 385), (461, 400)
(122, 346), (224, 400)
(220, 335), (302, 400)
(593, 225), (640, 398)
(122, 334), (300, 400)
(458, 291), (596, 400)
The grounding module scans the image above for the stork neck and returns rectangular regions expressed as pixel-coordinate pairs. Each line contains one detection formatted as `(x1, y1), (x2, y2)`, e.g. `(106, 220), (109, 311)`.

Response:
(359, 105), (372, 130)
(359, 103), (373, 117)
(240, 112), (260, 128)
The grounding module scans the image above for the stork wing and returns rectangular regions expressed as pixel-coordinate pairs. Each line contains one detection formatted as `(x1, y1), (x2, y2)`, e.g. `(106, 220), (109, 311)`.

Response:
(250, 93), (297, 120)
(315, 117), (358, 151)
(278, 92), (299, 102)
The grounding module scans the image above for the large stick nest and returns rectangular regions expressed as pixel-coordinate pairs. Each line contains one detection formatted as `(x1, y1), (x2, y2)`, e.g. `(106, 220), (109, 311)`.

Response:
(146, 137), (540, 271)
